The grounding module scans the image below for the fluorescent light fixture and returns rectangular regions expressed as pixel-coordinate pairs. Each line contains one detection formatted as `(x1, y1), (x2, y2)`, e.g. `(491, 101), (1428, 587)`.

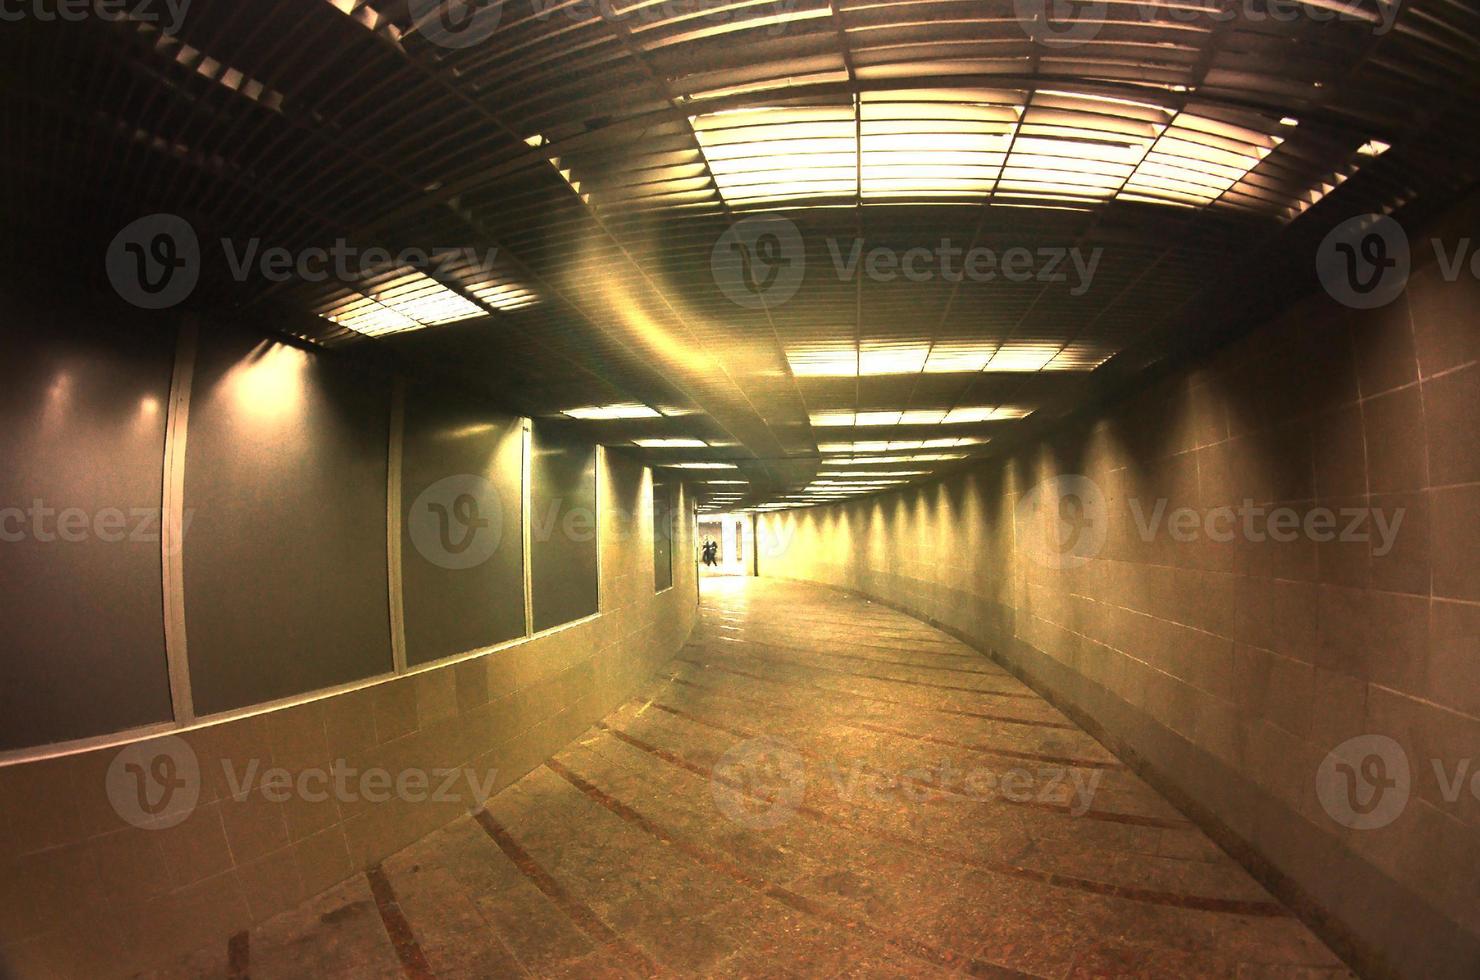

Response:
(790, 345), (930, 377)
(326, 0), (405, 39)
(1051, 343), (1117, 370)
(704, 480), (749, 484)
(986, 345), (1058, 372)
(788, 346), (857, 377)
(562, 404), (661, 420)
(829, 453), (967, 464)
(809, 480), (907, 487)
(925, 345), (993, 373)
(790, 342), (1113, 377)
(947, 406), (1029, 422)
(809, 406), (1025, 427)
(1286, 138), (1396, 220)
(818, 470), (930, 477)
(467, 278), (538, 312)
(661, 462), (738, 469)
(318, 270), (485, 338)
(693, 90), (1286, 213)
(634, 438), (709, 448)
(525, 133), (590, 205)
(820, 441), (893, 452)
(862, 346), (929, 375)
(819, 437), (985, 453)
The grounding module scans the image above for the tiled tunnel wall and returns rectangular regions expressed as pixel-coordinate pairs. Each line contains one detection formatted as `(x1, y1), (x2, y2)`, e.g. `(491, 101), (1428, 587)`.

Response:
(758, 204), (1479, 980)
(0, 300), (698, 976)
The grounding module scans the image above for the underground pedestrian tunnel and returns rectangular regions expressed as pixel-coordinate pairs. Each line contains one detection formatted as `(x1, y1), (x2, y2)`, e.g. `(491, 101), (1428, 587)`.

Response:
(1, 3), (1477, 978)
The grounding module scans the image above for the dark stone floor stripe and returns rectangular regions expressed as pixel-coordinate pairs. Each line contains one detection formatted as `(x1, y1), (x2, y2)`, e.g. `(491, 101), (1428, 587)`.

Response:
(594, 723), (1283, 918)
(674, 656), (1078, 731)
(472, 809), (660, 976)
(646, 689), (1117, 773)
(226, 929), (249, 980)
(625, 699), (1184, 830)
(843, 717), (1125, 772)
(545, 758), (1037, 979)
(365, 866), (436, 980)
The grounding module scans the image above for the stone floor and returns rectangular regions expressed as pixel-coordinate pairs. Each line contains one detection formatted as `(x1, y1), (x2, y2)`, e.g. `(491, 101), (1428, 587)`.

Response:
(160, 577), (1354, 978)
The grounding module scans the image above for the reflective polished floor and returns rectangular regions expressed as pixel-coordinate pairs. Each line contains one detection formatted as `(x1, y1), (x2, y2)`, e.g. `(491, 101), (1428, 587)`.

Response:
(165, 578), (1351, 978)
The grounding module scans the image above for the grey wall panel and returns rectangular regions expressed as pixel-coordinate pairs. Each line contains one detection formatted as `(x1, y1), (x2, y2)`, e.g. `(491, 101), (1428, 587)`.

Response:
(653, 477), (674, 592)
(529, 424), (598, 632)
(0, 290), (176, 749)
(182, 328), (392, 715)
(400, 386), (525, 665)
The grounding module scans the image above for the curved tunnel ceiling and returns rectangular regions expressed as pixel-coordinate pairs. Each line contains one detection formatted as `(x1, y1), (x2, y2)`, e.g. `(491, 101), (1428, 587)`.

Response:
(3, 0), (1477, 510)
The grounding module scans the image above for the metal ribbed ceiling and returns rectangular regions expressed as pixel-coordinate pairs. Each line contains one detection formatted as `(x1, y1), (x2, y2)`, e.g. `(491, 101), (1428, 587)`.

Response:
(3, 0), (1477, 510)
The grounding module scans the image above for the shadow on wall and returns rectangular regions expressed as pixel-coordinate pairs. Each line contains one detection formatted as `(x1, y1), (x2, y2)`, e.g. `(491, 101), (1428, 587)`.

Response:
(757, 201), (1480, 980)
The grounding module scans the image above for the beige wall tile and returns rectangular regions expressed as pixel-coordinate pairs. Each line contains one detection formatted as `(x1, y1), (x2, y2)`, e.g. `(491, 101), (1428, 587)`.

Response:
(371, 679), (419, 744)
(1431, 485), (1480, 602)
(1421, 363), (1480, 487)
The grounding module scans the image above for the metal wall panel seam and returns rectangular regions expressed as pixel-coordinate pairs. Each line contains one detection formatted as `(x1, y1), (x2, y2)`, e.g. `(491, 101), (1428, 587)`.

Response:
(162, 318), (199, 724)
(387, 377), (408, 674)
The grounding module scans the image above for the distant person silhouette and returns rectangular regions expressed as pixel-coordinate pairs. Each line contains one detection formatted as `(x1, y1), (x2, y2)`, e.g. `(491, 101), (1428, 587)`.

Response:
(702, 539), (718, 566)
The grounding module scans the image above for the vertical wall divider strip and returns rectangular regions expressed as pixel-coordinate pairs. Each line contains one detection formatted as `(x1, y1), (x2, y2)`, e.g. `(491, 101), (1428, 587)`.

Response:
(595, 446), (605, 613)
(387, 378), (408, 674)
(521, 419), (534, 638)
(751, 513), (760, 577)
(161, 317), (199, 724)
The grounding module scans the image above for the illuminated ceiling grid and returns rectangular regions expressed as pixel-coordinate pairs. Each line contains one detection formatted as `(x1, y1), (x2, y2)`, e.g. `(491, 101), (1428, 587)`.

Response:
(18, 0), (1476, 511)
